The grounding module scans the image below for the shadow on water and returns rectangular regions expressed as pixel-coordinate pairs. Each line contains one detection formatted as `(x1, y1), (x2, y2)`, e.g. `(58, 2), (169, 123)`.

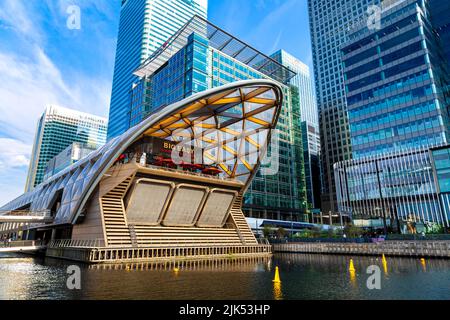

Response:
(1, 252), (450, 300)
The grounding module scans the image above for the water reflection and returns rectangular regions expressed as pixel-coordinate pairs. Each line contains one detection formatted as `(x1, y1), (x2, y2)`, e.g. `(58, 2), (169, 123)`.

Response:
(420, 258), (427, 272)
(1, 252), (450, 300)
(273, 282), (282, 300)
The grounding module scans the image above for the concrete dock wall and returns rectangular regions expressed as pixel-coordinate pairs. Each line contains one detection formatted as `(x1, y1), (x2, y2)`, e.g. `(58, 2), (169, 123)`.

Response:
(272, 241), (450, 258)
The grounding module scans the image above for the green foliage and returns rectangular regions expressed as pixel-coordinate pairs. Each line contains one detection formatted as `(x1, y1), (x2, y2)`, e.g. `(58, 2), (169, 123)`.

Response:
(262, 225), (273, 238)
(343, 225), (364, 238)
(276, 227), (287, 239)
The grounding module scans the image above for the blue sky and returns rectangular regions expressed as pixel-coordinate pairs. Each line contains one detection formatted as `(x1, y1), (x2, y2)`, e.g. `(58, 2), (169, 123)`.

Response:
(0, 0), (312, 205)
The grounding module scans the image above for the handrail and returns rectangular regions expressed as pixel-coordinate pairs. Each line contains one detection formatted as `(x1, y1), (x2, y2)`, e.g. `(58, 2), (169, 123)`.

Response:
(1, 240), (46, 248)
(47, 237), (271, 249)
(48, 239), (105, 248)
(0, 210), (51, 217)
(142, 164), (241, 183)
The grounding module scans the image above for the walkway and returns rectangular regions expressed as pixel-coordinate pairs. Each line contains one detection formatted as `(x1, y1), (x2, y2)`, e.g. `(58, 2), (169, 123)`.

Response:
(0, 240), (46, 253)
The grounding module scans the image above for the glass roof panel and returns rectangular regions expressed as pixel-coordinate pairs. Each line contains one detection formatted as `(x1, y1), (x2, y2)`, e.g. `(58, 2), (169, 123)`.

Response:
(256, 88), (276, 100)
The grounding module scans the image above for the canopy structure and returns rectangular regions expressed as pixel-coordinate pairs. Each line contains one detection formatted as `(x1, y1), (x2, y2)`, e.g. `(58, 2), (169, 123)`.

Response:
(1, 80), (283, 227)
(134, 15), (296, 84)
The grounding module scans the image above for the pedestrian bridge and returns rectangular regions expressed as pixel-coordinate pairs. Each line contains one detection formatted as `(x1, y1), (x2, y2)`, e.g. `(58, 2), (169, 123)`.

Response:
(0, 210), (53, 223)
(0, 240), (46, 253)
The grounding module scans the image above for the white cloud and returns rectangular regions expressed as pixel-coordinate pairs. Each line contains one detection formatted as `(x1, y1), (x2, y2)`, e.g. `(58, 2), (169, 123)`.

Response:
(0, 0), (43, 44)
(0, 0), (113, 204)
(0, 47), (110, 143)
(0, 138), (31, 206)
(0, 138), (31, 171)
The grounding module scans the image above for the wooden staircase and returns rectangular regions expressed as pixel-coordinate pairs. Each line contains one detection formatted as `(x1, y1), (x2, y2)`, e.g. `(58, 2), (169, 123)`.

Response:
(229, 194), (257, 245)
(100, 176), (134, 246)
(100, 175), (257, 247)
(133, 226), (242, 246)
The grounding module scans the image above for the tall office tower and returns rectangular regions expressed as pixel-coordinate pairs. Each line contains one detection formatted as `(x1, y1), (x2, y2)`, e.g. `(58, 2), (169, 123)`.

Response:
(343, 0), (450, 159)
(25, 106), (107, 192)
(271, 50), (319, 125)
(131, 17), (309, 221)
(334, 0), (450, 227)
(308, 0), (380, 214)
(271, 50), (322, 209)
(429, 1), (450, 65)
(107, 0), (208, 140)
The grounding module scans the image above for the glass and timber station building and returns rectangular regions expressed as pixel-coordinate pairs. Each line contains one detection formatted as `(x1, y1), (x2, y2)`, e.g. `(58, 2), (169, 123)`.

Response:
(0, 16), (309, 261)
(130, 16), (308, 222)
(0, 80), (280, 262)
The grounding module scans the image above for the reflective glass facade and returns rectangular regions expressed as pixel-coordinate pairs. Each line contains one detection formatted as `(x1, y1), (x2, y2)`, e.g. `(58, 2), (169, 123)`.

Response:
(308, 0), (377, 213)
(432, 146), (450, 194)
(343, 0), (450, 159)
(335, 144), (450, 230)
(25, 106), (107, 192)
(130, 31), (309, 221)
(108, 0), (207, 139)
(271, 50), (322, 209)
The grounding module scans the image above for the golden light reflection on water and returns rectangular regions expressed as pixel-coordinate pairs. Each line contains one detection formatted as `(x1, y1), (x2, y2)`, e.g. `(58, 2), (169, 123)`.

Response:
(349, 269), (357, 287)
(273, 281), (282, 300)
(3, 253), (450, 299)
(420, 258), (427, 272)
(382, 261), (388, 275)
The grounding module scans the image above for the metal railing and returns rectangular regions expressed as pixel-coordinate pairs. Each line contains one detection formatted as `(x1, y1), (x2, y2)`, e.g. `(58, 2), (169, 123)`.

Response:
(48, 239), (105, 248)
(47, 237), (271, 249)
(1, 240), (45, 248)
(143, 164), (239, 183)
(272, 240), (450, 258)
(0, 210), (51, 217)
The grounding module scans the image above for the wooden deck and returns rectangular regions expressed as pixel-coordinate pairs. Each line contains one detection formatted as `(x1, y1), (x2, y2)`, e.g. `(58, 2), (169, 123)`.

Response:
(46, 243), (272, 264)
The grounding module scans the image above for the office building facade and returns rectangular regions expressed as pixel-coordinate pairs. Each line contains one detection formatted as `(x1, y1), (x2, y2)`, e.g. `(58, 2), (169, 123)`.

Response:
(308, 0), (379, 214)
(343, 0), (450, 159)
(25, 106), (107, 192)
(130, 17), (309, 221)
(107, 0), (208, 139)
(271, 49), (322, 209)
(334, 0), (450, 228)
(334, 144), (450, 231)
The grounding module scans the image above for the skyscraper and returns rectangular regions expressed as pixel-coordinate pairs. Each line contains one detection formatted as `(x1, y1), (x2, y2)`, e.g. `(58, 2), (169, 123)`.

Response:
(25, 106), (107, 192)
(343, 0), (450, 159)
(107, 0), (208, 140)
(308, 0), (380, 214)
(334, 0), (450, 228)
(271, 49), (322, 209)
(130, 17), (309, 221)
(271, 50), (319, 125)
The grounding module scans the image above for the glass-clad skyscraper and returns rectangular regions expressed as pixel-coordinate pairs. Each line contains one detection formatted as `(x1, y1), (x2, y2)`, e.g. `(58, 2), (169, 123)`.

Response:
(343, 0), (450, 159)
(25, 106), (107, 192)
(334, 0), (450, 231)
(271, 50), (319, 125)
(271, 50), (322, 209)
(307, 0), (378, 214)
(107, 0), (207, 140)
(130, 17), (309, 221)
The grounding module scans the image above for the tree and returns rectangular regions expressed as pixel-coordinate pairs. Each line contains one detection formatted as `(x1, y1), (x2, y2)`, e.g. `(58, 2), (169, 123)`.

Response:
(344, 225), (363, 238)
(262, 225), (272, 238)
(276, 227), (287, 239)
